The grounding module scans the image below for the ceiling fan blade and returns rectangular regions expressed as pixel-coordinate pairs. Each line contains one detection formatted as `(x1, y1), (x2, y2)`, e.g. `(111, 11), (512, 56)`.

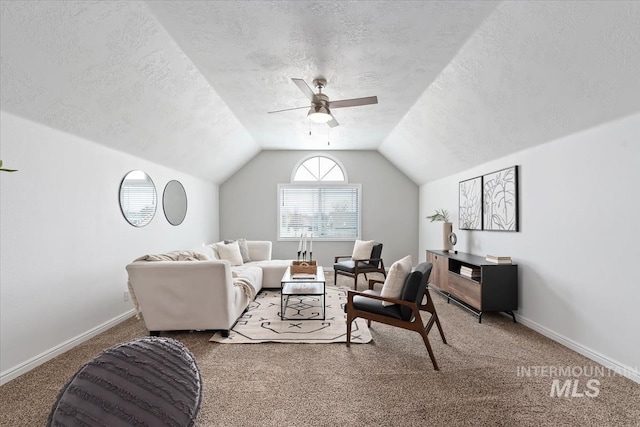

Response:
(267, 105), (310, 114)
(291, 78), (316, 102)
(328, 96), (378, 109)
(327, 115), (339, 128)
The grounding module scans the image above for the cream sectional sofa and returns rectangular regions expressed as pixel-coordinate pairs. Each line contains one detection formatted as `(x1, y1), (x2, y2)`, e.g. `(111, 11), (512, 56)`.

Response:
(126, 241), (291, 337)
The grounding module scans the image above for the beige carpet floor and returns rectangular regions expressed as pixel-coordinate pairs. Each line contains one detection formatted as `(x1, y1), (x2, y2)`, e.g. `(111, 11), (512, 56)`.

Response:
(1, 273), (638, 426)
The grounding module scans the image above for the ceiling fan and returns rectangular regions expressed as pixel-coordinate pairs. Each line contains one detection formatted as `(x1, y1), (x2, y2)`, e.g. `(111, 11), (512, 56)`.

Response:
(267, 78), (378, 127)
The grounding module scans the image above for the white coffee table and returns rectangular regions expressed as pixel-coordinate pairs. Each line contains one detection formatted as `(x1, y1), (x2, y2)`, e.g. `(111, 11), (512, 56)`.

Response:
(280, 266), (326, 320)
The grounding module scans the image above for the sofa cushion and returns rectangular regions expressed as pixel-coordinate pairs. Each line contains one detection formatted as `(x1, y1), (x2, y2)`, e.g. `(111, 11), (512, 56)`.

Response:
(204, 241), (226, 260)
(217, 241), (244, 266)
(246, 241), (272, 262)
(380, 255), (412, 306)
(224, 238), (252, 263)
(249, 260), (293, 288)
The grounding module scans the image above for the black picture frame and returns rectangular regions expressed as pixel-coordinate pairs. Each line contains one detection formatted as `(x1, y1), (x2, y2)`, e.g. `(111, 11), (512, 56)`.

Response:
(483, 165), (519, 231)
(459, 175), (483, 230)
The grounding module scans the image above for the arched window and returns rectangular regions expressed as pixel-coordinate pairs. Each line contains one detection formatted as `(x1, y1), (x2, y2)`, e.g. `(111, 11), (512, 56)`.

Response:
(279, 155), (360, 241)
(292, 156), (346, 182)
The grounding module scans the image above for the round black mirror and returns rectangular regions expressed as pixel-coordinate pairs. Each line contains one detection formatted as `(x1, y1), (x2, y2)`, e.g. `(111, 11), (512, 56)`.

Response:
(163, 180), (187, 226)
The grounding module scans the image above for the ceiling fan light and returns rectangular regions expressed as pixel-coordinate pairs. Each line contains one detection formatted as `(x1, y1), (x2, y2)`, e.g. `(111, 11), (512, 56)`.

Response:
(307, 105), (331, 123)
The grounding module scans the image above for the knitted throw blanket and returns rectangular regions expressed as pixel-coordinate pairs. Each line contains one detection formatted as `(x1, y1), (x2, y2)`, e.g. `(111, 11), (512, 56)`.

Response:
(133, 250), (209, 262)
(231, 274), (257, 301)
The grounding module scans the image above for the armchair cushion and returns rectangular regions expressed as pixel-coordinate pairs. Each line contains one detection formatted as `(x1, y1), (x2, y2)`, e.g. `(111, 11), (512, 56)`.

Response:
(352, 290), (403, 320)
(380, 255), (412, 306)
(334, 260), (378, 273)
(352, 239), (375, 260)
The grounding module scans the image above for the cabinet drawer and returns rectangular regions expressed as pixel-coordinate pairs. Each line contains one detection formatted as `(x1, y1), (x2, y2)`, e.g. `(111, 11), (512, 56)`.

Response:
(448, 273), (481, 310)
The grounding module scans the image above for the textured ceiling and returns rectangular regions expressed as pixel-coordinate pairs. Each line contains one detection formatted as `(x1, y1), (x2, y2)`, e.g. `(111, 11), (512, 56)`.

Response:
(1, 1), (639, 184)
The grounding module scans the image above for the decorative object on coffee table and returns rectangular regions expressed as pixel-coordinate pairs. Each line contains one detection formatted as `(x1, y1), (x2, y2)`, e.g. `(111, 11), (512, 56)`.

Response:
(290, 260), (317, 276)
(296, 232), (313, 262)
(292, 234), (318, 277)
(426, 209), (452, 251)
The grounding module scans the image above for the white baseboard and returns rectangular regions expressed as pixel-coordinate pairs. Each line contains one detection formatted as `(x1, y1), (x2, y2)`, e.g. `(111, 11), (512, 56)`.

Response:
(515, 313), (640, 384)
(0, 310), (136, 386)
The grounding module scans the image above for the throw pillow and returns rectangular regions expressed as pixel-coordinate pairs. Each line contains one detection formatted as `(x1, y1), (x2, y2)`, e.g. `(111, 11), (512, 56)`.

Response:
(217, 241), (244, 266)
(209, 241), (226, 259)
(224, 238), (252, 263)
(352, 239), (375, 261)
(380, 255), (412, 306)
(196, 244), (216, 260)
(207, 244), (220, 260)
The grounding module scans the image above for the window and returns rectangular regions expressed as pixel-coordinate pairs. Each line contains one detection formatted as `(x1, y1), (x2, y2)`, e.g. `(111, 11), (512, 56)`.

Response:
(278, 155), (360, 241)
(293, 156), (345, 182)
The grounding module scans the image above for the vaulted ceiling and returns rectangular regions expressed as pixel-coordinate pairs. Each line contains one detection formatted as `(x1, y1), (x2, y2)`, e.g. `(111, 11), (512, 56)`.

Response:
(2, 1), (639, 184)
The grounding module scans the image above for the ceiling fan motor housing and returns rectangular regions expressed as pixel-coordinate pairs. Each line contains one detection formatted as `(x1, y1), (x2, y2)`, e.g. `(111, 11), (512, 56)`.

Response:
(314, 93), (329, 107)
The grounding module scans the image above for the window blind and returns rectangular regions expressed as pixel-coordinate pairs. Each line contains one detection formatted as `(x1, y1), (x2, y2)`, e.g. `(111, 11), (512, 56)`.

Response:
(278, 184), (361, 240)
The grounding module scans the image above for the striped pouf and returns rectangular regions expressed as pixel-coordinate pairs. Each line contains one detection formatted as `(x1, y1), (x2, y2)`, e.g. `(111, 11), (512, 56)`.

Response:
(47, 337), (202, 426)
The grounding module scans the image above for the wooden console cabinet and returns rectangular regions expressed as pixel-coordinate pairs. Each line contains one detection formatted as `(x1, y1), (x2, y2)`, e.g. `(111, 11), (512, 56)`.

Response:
(426, 250), (518, 323)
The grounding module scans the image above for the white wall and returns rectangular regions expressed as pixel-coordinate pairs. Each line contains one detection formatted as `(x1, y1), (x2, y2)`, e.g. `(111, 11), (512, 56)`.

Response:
(420, 113), (640, 382)
(0, 111), (219, 383)
(220, 150), (419, 268)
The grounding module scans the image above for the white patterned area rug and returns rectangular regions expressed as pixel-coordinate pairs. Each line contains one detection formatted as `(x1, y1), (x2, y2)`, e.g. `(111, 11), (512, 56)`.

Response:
(209, 286), (372, 344)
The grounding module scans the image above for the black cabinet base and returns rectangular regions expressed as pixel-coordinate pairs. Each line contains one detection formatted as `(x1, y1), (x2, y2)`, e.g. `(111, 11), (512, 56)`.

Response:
(430, 286), (517, 324)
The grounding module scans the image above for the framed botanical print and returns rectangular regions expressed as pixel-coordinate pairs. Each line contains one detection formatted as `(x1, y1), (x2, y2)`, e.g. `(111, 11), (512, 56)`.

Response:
(483, 165), (519, 231)
(459, 176), (482, 230)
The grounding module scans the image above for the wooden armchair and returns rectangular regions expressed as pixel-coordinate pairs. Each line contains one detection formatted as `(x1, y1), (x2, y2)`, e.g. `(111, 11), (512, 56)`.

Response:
(345, 262), (446, 370)
(334, 242), (386, 290)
